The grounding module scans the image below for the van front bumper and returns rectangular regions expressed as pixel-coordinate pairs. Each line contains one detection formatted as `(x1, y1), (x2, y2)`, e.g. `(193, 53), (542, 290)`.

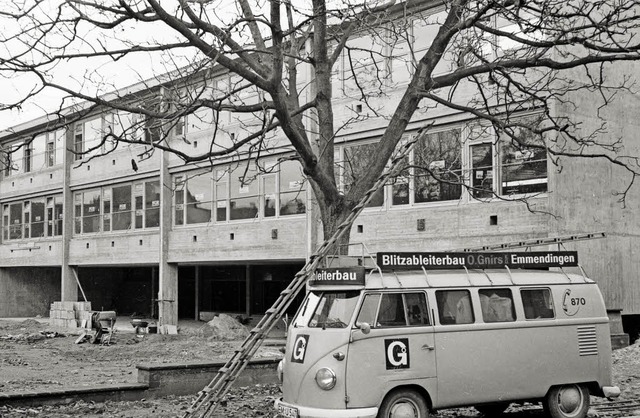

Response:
(275, 398), (378, 418)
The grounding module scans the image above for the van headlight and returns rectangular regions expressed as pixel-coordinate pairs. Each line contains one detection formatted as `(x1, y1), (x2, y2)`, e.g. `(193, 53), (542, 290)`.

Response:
(315, 367), (336, 390)
(277, 359), (284, 383)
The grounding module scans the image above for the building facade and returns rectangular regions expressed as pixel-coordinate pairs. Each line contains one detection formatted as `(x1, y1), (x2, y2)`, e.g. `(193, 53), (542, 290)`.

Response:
(1, 2), (639, 337)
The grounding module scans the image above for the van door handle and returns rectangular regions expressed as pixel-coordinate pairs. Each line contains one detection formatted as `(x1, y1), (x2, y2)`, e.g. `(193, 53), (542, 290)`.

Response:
(422, 344), (435, 351)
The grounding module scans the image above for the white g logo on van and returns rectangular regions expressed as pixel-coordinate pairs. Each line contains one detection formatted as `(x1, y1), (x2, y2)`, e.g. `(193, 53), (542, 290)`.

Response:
(385, 338), (410, 370)
(291, 334), (309, 364)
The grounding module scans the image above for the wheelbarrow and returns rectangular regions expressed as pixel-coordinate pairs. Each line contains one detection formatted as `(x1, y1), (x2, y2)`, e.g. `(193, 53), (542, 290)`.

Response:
(90, 311), (117, 345)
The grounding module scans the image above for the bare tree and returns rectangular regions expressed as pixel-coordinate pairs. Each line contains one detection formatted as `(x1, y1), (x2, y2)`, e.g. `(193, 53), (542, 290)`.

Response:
(1, 0), (640, 249)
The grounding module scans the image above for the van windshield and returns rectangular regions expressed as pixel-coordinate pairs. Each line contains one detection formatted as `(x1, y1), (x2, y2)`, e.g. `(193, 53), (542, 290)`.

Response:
(302, 291), (360, 329)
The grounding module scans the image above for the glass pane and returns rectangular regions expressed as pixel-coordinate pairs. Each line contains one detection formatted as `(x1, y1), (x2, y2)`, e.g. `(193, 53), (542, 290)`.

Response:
(436, 290), (474, 325)
(215, 179), (228, 222)
(344, 143), (383, 207)
(187, 202), (212, 224)
(414, 130), (462, 203)
(471, 143), (493, 198)
(479, 288), (516, 322)
(308, 291), (360, 328)
(31, 199), (45, 238)
(83, 190), (101, 233)
(405, 293), (430, 326)
(230, 197), (258, 220)
(391, 177), (409, 205)
(9, 203), (22, 239)
(112, 185), (132, 231)
(54, 198), (63, 236)
(145, 181), (161, 228)
(175, 176), (185, 226)
(377, 294), (407, 327)
(521, 288), (554, 319)
(83, 215), (101, 233)
(356, 293), (381, 326)
(280, 192), (305, 216)
(186, 174), (212, 204)
(500, 139), (547, 195)
(135, 196), (143, 228)
(263, 176), (276, 218)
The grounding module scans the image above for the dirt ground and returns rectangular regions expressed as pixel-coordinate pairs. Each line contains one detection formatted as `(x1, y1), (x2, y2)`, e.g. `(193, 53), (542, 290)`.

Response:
(1, 318), (639, 417)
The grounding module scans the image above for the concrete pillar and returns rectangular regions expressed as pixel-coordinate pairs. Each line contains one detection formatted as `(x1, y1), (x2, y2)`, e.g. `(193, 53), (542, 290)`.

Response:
(158, 147), (178, 334)
(194, 266), (200, 321)
(245, 265), (251, 316)
(61, 124), (78, 302)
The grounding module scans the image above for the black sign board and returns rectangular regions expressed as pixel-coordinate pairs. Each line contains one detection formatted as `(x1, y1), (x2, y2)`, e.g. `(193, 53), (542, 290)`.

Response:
(310, 267), (366, 286)
(376, 251), (578, 270)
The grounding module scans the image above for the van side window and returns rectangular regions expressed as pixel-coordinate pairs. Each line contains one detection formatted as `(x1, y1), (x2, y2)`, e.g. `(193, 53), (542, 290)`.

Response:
(357, 292), (430, 328)
(405, 293), (430, 326)
(357, 293), (381, 326)
(521, 288), (555, 319)
(378, 294), (407, 327)
(479, 288), (516, 322)
(436, 290), (474, 325)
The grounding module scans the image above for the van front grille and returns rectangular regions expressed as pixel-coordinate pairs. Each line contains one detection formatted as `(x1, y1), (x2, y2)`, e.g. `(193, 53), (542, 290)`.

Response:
(577, 326), (598, 356)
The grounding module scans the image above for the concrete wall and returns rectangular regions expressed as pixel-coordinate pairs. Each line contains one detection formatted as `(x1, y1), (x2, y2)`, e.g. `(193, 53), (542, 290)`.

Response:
(0, 267), (60, 317)
(352, 197), (550, 252)
(550, 61), (640, 313)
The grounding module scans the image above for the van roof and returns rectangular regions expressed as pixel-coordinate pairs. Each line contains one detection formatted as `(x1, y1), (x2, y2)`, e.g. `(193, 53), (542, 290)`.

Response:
(360, 268), (594, 290)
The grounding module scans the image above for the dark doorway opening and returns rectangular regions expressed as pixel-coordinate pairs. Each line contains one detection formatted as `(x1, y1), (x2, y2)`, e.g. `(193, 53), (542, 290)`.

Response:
(78, 267), (158, 317)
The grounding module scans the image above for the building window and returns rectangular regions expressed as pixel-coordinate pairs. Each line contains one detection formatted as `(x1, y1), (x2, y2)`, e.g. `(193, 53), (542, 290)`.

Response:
(3, 150), (12, 177)
(214, 172), (228, 222)
(74, 124), (83, 161)
(112, 184), (133, 231)
(500, 137), (547, 195)
(230, 165), (259, 220)
(46, 197), (63, 237)
(3, 143), (23, 176)
(262, 173), (277, 218)
(414, 130), (463, 203)
(23, 142), (33, 173)
(2, 195), (63, 240)
(74, 180), (159, 234)
(8, 202), (23, 240)
(44, 129), (65, 167)
(30, 198), (46, 238)
(46, 137), (56, 167)
(343, 143), (384, 207)
(470, 143), (494, 199)
(279, 160), (306, 216)
(186, 175), (212, 224)
(174, 176), (185, 226)
(173, 173), (212, 225)
(145, 180), (161, 228)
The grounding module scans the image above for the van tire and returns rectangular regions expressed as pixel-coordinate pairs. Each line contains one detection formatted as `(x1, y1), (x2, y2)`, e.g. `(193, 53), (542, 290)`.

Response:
(544, 384), (590, 418)
(378, 389), (430, 418)
(474, 402), (510, 415)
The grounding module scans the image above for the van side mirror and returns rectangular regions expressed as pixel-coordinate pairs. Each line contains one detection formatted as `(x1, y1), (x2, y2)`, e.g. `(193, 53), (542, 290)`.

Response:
(357, 322), (371, 334)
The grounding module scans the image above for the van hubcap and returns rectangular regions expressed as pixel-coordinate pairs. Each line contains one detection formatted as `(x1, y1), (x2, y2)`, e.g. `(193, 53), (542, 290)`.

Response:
(390, 400), (420, 418)
(558, 385), (583, 416)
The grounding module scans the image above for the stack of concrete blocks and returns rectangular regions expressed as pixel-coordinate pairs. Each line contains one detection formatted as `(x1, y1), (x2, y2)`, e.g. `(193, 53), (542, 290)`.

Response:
(49, 301), (93, 329)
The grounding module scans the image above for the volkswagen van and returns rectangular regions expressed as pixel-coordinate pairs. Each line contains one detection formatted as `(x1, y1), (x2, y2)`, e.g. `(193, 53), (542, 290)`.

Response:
(275, 251), (620, 418)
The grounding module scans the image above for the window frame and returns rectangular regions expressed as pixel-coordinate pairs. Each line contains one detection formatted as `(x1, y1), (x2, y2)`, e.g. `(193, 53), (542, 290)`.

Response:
(2, 194), (63, 241)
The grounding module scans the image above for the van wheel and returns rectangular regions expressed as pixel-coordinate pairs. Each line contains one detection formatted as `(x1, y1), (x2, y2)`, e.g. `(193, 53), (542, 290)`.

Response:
(474, 402), (510, 415)
(544, 384), (590, 418)
(378, 389), (429, 418)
